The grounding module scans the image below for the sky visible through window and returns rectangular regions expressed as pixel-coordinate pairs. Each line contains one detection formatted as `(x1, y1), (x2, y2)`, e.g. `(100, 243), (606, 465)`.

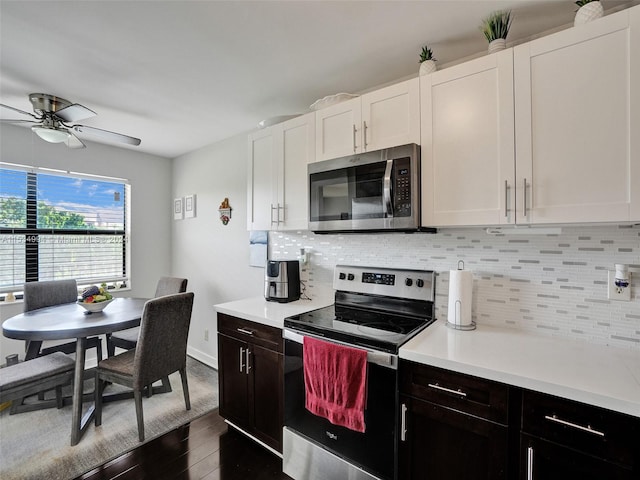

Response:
(1, 169), (125, 228)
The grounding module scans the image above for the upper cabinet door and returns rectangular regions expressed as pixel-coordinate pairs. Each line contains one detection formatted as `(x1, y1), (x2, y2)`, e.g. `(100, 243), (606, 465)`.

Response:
(279, 113), (315, 230)
(247, 128), (276, 231)
(315, 97), (362, 162)
(361, 78), (420, 152)
(514, 7), (639, 224)
(421, 50), (515, 227)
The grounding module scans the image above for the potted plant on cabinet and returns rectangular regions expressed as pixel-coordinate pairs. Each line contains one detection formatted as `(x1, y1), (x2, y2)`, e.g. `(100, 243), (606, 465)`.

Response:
(574, 0), (603, 26)
(480, 10), (512, 54)
(419, 45), (437, 75)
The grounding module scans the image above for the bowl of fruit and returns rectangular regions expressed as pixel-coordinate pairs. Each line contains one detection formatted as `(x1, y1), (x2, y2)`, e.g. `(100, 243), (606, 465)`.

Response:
(78, 284), (114, 314)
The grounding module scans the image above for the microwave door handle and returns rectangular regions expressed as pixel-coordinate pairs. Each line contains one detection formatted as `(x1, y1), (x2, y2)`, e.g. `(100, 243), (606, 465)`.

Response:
(383, 159), (393, 217)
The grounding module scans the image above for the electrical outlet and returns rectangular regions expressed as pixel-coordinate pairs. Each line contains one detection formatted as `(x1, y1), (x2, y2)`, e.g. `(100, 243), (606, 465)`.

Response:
(204, 329), (209, 341)
(608, 271), (631, 301)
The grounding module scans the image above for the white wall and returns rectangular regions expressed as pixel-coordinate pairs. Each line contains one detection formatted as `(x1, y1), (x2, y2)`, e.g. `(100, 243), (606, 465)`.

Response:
(171, 133), (264, 367)
(0, 123), (173, 361)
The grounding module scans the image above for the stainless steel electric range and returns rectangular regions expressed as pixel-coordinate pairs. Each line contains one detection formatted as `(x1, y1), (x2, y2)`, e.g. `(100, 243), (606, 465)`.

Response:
(282, 265), (436, 480)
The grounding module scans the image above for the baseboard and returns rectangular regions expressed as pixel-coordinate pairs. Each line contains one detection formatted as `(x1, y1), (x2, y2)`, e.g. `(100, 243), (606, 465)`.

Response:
(187, 346), (217, 369)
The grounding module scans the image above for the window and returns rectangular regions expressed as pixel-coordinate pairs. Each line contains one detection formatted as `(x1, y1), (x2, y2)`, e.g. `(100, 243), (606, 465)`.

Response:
(0, 163), (129, 293)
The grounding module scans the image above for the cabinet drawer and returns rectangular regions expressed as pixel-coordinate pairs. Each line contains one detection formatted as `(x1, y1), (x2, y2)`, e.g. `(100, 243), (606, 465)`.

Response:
(217, 313), (283, 353)
(521, 390), (640, 468)
(400, 360), (509, 424)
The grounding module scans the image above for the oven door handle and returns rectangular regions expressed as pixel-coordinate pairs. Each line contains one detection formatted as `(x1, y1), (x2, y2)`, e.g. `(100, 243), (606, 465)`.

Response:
(284, 328), (397, 369)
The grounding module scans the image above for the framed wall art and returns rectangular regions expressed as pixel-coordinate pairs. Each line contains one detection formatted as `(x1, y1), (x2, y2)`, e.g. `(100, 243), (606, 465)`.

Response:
(184, 194), (196, 218)
(173, 197), (183, 220)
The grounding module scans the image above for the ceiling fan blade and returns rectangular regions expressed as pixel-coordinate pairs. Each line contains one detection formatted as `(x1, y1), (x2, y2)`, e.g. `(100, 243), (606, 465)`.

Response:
(0, 103), (38, 119)
(71, 124), (141, 146)
(66, 132), (86, 149)
(55, 103), (96, 123)
(0, 118), (37, 124)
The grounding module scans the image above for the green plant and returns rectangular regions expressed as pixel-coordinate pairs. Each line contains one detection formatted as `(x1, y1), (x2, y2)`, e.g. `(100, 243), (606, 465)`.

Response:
(419, 45), (436, 63)
(480, 10), (512, 43)
(575, 0), (599, 6)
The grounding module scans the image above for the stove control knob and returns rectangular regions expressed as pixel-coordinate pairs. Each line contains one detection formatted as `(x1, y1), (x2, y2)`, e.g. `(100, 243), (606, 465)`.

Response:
(347, 273), (355, 281)
(405, 278), (413, 287)
(416, 279), (425, 288)
(339, 272), (346, 280)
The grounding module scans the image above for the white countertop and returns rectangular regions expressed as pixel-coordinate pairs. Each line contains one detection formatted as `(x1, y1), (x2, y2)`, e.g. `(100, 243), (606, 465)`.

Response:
(400, 320), (640, 418)
(214, 295), (333, 329)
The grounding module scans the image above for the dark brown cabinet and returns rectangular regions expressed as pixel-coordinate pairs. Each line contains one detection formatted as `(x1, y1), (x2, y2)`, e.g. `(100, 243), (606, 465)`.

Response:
(519, 390), (640, 479)
(399, 360), (511, 480)
(217, 313), (284, 453)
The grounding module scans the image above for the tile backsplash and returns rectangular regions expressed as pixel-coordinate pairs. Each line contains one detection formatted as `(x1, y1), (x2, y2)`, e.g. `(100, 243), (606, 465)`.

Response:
(269, 225), (640, 349)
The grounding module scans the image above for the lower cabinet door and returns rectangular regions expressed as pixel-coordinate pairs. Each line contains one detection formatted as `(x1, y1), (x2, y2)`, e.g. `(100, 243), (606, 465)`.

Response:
(520, 434), (636, 480)
(250, 343), (284, 452)
(218, 333), (250, 425)
(399, 395), (509, 480)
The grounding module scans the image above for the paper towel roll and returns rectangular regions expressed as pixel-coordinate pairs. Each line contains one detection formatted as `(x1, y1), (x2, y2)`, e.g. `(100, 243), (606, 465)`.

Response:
(448, 269), (473, 327)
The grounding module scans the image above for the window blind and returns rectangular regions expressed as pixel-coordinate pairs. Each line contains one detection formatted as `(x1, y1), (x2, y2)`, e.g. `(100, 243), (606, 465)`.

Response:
(0, 163), (129, 293)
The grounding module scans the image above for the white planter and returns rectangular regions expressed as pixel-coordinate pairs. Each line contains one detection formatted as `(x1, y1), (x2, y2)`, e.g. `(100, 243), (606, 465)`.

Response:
(488, 38), (506, 54)
(419, 60), (437, 76)
(574, 1), (604, 26)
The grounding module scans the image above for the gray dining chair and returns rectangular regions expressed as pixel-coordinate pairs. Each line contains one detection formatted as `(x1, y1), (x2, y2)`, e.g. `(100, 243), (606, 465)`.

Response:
(22, 279), (103, 361)
(106, 277), (188, 356)
(95, 292), (194, 442)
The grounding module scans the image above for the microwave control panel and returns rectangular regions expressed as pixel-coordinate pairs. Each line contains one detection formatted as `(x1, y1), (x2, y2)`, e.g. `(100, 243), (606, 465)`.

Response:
(394, 157), (411, 217)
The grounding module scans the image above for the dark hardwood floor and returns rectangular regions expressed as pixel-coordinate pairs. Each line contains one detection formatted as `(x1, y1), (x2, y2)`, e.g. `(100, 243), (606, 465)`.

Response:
(75, 409), (292, 480)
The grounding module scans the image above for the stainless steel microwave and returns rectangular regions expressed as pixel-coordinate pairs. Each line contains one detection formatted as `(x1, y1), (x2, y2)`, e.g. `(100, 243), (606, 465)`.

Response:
(309, 143), (428, 233)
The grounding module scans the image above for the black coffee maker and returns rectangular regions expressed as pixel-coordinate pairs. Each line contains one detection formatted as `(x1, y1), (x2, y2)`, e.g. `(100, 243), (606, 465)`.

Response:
(264, 260), (300, 303)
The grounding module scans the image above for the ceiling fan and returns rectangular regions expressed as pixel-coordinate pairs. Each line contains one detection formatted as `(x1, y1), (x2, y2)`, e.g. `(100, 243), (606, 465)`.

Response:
(0, 93), (141, 149)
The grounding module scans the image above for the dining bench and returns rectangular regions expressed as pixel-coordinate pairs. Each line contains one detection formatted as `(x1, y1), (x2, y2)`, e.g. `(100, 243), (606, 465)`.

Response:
(0, 352), (75, 413)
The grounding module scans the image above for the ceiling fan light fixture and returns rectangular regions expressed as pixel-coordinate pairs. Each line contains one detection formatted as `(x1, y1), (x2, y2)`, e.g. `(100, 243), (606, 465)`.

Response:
(32, 125), (71, 143)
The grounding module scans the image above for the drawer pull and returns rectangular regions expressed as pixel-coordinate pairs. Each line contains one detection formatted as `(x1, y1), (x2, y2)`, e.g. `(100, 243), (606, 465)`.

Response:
(237, 327), (254, 336)
(544, 415), (605, 437)
(239, 347), (245, 373)
(428, 382), (467, 398)
(527, 447), (534, 480)
(400, 403), (408, 442)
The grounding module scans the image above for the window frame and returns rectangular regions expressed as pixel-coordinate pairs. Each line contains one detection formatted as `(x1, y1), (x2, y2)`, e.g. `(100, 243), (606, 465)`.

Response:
(0, 163), (130, 294)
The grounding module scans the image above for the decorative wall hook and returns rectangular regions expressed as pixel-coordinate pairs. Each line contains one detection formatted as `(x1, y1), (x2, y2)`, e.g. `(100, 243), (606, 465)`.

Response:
(219, 198), (232, 225)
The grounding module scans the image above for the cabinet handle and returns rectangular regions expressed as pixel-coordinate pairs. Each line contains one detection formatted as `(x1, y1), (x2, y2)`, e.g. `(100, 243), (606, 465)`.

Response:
(522, 178), (528, 218)
(363, 121), (368, 150)
(400, 403), (408, 442)
(428, 382), (467, 398)
(352, 124), (357, 152)
(544, 414), (605, 437)
(237, 327), (254, 336)
(239, 347), (245, 373)
(270, 204), (277, 225)
(277, 203), (284, 224)
(527, 446), (534, 480)
(504, 180), (509, 219)
(245, 348), (251, 374)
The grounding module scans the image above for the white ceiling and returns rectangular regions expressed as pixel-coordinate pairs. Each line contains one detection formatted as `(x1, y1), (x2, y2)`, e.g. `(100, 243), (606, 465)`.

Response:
(0, 0), (633, 159)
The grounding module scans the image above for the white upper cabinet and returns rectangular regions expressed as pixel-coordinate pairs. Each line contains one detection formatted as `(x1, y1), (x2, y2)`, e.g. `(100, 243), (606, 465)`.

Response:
(247, 128), (276, 231)
(247, 113), (315, 231)
(315, 78), (420, 162)
(422, 5), (639, 227)
(421, 50), (515, 227)
(514, 6), (639, 224)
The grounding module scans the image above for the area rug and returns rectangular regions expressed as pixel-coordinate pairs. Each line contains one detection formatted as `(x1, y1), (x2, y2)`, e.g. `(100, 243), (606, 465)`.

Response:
(0, 356), (218, 480)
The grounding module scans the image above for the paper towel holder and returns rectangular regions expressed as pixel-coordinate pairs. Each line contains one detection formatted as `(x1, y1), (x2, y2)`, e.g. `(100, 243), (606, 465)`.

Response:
(446, 300), (477, 331)
(446, 260), (476, 331)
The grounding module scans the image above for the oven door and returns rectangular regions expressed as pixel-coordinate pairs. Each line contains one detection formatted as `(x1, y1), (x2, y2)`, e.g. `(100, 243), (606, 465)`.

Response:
(308, 143), (420, 233)
(283, 329), (398, 480)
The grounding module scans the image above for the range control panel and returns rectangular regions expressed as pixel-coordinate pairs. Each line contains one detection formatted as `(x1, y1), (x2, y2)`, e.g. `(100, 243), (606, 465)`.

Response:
(334, 265), (435, 302)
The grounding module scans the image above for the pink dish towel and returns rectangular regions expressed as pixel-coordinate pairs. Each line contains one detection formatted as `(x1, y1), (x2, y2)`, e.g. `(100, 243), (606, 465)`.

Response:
(303, 336), (367, 433)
